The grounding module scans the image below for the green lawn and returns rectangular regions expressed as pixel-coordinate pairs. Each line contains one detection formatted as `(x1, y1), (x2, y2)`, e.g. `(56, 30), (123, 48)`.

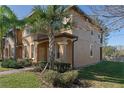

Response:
(0, 61), (124, 88)
(0, 72), (41, 88)
(78, 61), (124, 88)
(0, 67), (12, 72)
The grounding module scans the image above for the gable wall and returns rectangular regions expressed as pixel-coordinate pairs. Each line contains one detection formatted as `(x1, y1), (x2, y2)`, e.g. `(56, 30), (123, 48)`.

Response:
(68, 8), (102, 68)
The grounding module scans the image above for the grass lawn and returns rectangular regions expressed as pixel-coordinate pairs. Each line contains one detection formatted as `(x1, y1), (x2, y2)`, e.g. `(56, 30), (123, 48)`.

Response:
(0, 67), (13, 72)
(0, 72), (41, 88)
(78, 61), (124, 88)
(0, 61), (124, 88)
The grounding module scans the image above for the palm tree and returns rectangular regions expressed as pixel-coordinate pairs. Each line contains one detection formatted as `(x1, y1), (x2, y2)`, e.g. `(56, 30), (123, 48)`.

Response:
(0, 6), (13, 60)
(0, 5), (25, 61)
(27, 5), (71, 69)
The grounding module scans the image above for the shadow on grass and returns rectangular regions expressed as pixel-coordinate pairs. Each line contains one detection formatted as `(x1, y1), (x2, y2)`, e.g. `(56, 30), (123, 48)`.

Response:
(78, 61), (124, 84)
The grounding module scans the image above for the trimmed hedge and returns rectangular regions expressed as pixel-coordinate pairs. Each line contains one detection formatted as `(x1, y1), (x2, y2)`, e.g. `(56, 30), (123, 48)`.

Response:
(33, 61), (48, 72)
(53, 62), (71, 73)
(1, 58), (32, 69)
(42, 70), (59, 84)
(54, 70), (79, 87)
(34, 61), (71, 73)
(18, 59), (32, 67)
(1, 59), (23, 69)
(42, 70), (79, 87)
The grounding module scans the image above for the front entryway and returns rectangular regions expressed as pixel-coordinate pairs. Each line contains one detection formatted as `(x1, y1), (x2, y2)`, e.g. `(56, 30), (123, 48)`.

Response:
(37, 42), (48, 61)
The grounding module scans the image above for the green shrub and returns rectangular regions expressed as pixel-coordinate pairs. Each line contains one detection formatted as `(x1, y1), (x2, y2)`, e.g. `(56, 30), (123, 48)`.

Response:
(9, 60), (18, 68)
(1, 60), (10, 68)
(33, 61), (71, 73)
(23, 59), (32, 67)
(33, 64), (43, 72)
(42, 70), (59, 84)
(1, 59), (23, 69)
(40, 61), (48, 68)
(33, 61), (48, 72)
(54, 70), (78, 87)
(18, 59), (32, 67)
(53, 62), (71, 73)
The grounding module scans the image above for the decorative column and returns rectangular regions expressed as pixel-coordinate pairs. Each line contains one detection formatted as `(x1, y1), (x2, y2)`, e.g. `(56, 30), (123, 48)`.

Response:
(57, 41), (68, 62)
(34, 42), (39, 63)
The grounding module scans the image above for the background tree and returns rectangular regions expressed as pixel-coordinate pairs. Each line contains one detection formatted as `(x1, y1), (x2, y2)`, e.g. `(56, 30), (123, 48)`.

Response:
(0, 5), (25, 61)
(0, 6), (14, 60)
(103, 46), (117, 58)
(90, 6), (124, 32)
(26, 5), (71, 69)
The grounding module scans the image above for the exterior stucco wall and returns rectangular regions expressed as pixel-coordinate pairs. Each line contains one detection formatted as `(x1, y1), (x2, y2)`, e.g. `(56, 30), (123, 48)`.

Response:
(22, 35), (34, 59)
(4, 37), (14, 58)
(68, 9), (102, 68)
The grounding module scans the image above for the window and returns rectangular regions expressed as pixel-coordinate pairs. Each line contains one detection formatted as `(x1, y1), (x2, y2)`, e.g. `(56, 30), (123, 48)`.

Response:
(56, 44), (60, 58)
(24, 46), (27, 58)
(31, 44), (34, 58)
(11, 48), (14, 57)
(90, 44), (93, 57)
(98, 33), (101, 40)
(91, 30), (93, 35)
(23, 29), (30, 37)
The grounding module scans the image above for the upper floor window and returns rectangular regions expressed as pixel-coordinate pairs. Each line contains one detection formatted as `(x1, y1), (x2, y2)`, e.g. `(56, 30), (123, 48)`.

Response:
(23, 24), (32, 36)
(23, 29), (30, 36)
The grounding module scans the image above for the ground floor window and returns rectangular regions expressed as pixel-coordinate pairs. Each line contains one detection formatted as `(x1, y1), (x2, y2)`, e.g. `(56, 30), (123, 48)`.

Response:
(31, 44), (34, 58)
(90, 44), (93, 57)
(11, 48), (14, 57)
(56, 44), (60, 59)
(24, 46), (28, 58)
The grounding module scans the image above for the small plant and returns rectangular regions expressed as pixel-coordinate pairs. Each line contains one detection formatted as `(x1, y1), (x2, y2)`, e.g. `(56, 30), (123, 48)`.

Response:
(42, 70), (59, 84)
(33, 61), (48, 72)
(54, 70), (78, 87)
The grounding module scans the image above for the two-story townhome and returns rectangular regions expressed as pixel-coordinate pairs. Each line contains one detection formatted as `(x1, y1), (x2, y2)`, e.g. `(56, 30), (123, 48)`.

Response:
(3, 6), (102, 68)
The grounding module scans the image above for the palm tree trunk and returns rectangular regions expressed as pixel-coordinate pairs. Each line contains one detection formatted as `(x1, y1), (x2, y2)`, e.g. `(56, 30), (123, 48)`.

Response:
(48, 30), (55, 69)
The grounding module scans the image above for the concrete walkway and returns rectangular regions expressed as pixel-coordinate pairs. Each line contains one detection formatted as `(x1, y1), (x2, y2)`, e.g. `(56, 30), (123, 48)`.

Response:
(0, 67), (34, 76)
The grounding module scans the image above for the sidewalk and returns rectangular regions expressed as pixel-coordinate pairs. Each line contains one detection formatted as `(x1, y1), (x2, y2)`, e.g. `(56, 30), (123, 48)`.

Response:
(0, 67), (34, 76)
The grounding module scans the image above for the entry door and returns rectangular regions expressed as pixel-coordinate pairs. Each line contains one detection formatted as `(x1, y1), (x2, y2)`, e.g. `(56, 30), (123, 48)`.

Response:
(18, 47), (22, 59)
(39, 47), (47, 61)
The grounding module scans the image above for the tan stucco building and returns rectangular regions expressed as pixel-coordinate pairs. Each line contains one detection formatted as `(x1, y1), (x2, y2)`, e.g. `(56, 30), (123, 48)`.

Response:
(3, 6), (102, 68)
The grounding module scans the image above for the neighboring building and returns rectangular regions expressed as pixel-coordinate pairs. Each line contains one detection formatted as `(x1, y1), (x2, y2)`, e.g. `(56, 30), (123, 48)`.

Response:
(3, 6), (102, 68)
